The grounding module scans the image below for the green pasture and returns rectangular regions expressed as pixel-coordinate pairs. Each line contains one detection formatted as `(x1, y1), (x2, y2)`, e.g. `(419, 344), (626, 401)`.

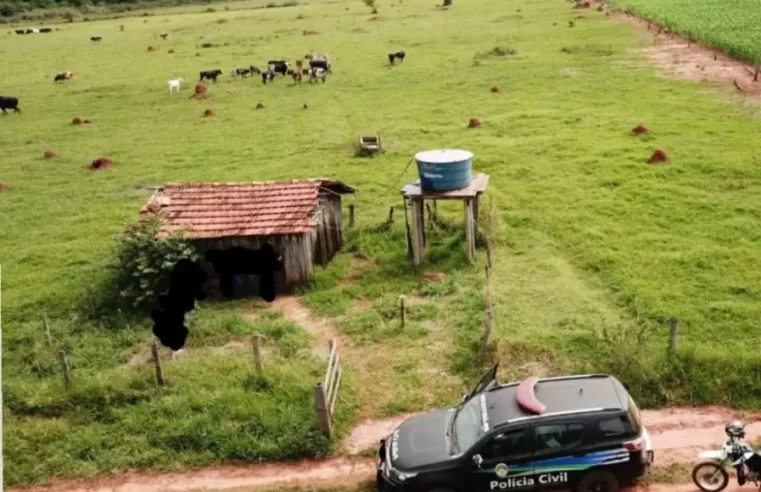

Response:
(2, 0), (761, 486)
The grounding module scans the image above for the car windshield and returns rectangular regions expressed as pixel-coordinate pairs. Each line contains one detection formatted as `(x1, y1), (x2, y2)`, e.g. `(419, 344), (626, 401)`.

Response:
(453, 394), (487, 453)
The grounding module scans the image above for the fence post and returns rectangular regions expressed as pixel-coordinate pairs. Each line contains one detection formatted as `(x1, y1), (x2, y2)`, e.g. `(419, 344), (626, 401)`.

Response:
(151, 339), (167, 386)
(43, 313), (53, 346)
(314, 383), (332, 437)
(387, 206), (394, 224)
(398, 295), (406, 328)
(58, 349), (72, 391)
(668, 318), (680, 358)
(252, 332), (263, 373)
(348, 204), (355, 228)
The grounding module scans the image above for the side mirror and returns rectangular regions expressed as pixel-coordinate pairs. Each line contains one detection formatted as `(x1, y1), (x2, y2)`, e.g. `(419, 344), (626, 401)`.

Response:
(472, 454), (483, 468)
(462, 393), (469, 402)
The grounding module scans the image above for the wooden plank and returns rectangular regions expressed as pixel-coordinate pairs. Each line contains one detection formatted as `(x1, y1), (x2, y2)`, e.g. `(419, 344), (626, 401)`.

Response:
(329, 365), (342, 416)
(410, 199), (422, 265)
(324, 339), (337, 388)
(401, 173), (490, 200)
(314, 383), (332, 436)
(465, 199), (475, 264)
(472, 196), (480, 239)
(417, 200), (426, 248)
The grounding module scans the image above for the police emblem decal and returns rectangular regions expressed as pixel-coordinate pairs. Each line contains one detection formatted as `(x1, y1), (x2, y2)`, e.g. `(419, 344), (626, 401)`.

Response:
(494, 463), (509, 479)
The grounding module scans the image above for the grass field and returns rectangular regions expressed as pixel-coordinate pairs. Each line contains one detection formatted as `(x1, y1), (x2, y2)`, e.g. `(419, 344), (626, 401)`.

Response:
(3, 0), (761, 486)
(607, 0), (761, 65)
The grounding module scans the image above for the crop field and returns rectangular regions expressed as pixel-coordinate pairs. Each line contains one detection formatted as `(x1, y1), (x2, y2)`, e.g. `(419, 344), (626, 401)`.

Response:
(3, 0), (761, 486)
(607, 0), (761, 65)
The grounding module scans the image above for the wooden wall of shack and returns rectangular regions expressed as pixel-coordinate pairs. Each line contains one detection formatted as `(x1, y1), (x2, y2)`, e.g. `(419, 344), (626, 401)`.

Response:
(192, 191), (345, 299)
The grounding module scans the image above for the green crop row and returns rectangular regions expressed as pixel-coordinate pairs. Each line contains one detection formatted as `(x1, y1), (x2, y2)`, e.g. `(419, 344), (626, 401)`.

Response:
(607, 0), (761, 65)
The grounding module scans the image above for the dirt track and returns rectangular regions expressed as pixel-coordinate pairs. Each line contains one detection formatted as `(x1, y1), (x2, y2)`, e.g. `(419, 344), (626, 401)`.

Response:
(10, 406), (761, 492)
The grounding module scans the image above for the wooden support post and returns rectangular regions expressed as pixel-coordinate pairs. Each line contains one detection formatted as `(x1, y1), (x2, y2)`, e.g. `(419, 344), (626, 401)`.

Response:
(668, 318), (680, 358)
(314, 383), (332, 437)
(43, 313), (53, 345)
(398, 295), (406, 328)
(472, 196), (480, 239)
(416, 200), (426, 248)
(433, 200), (438, 222)
(348, 204), (355, 228)
(387, 206), (394, 224)
(58, 349), (72, 391)
(464, 199), (475, 264)
(151, 339), (166, 386)
(425, 203), (433, 229)
(410, 199), (422, 266)
(252, 332), (263, 373)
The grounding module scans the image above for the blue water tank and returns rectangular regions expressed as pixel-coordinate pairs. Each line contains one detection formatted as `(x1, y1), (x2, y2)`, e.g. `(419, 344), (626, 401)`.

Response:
(415, 149), (474, 192)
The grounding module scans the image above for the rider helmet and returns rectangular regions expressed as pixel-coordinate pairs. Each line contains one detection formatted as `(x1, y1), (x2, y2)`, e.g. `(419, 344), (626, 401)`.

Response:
(725, 420), (746, 439)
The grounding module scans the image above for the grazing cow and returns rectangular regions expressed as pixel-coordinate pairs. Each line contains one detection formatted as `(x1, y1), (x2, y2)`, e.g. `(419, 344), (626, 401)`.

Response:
(266, 60), (289, 76)
(199, 69), (223, 82)
(231, 67), (253, 79)
(249, 65), (261, 75)
(40, 27), (52, 33)
(25, 28), (33, 34)
(309, 58), (331, 73)
(291, 70), (302, 84)
(168, 77), (184, 93)
(90, 36), (102, 42)
(159, 32), (169, 40)
(308, 67), (326, 84)
(0, 96), (21, 113)
(261, 70), (275, 84)
(388, 49), (406, 65)
(53, 70), (74, 82)
(15, 29), (24, 35)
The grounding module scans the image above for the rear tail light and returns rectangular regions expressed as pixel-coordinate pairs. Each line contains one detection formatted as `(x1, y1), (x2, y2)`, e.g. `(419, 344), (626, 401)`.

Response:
(624, 437), (644, 452)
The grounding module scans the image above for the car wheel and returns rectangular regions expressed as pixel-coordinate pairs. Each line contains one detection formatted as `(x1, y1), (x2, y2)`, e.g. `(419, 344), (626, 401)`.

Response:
(575, 469), (620, 492)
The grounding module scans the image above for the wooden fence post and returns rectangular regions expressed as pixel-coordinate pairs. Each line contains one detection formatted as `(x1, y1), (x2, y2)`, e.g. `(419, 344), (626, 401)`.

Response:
(314, 383), (332, 436)
(43, 313), (53, 346)
(398, 295), (406, 328)
(387, 206), (394, 224)
(58, 349), (72, 391)
(348, 204), (355, 228)
(668, 318), (680, 358)
(151, 339), (167, 386)
(252, 332), (263, 373)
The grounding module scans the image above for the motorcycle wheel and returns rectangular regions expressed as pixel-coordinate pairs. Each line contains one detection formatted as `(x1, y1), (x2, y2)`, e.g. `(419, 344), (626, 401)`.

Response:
(692, 462), (730, 492)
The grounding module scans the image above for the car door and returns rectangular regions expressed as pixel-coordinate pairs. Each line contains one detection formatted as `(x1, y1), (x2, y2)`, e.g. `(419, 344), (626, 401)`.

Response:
(528, 421), (589, 490)
(467, 426), (537, 492)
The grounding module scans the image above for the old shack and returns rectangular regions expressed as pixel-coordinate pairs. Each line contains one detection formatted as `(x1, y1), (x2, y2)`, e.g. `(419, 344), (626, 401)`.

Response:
(140, 178), (355, 297)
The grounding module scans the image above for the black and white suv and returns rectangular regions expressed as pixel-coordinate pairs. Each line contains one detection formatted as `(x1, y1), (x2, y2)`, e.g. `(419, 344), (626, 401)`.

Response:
(376, 365), (654, 492)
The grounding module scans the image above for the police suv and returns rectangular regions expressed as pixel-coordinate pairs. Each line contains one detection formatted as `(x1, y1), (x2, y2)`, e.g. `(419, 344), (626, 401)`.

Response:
(376, 365), (654, 492)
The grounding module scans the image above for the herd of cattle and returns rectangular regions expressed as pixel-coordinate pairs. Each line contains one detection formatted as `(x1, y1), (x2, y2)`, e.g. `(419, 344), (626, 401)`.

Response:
(1, 28), (408, 114)
(13, 27), (55, 34)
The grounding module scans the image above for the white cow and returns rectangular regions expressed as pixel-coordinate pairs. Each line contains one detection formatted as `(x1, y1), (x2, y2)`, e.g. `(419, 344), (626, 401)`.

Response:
(167, 77), (185, 94)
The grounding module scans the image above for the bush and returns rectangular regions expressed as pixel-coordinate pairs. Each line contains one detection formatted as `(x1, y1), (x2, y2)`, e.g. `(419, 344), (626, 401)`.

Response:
(109, 215), (198, 313)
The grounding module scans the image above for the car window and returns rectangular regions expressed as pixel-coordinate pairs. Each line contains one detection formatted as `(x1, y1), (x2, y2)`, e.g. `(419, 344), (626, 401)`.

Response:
(479, 429), (532, 461)
(598, 416), (634, 438)
(535, 423), (585, 451)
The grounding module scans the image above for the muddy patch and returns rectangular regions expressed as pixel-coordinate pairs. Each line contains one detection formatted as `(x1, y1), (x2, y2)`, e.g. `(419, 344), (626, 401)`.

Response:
(343, 413), (423, 454)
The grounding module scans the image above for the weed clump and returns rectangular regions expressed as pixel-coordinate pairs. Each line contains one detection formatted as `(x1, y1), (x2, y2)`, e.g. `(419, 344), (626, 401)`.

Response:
(203, 108), (215, 117)
(632, 124), (649, 135)
(468, 118), (481, 128)
(43, 150), (57, 159)
(648, 149), (669, 164)
(89, 157), (113, 171)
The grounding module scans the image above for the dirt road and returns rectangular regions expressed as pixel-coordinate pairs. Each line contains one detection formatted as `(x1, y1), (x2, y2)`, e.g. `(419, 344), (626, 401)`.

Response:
(9, 406), (761, 492)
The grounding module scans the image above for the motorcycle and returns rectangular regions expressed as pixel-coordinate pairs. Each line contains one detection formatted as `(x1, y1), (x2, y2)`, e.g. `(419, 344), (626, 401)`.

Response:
(692, 420), (761, 492)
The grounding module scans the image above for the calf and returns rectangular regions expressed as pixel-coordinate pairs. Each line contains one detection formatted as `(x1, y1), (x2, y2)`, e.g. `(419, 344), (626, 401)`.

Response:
(168, 77), (184, 93)
(249, 65), (261, 75)
(291, 70), (302, 84)
(388, 49), (406, 65)
(53, 70), (73, 82)
(308, 67), (326, 84)
(266, 60), (289, 76)
(261, 70), (275, 84)
(231, 67), (253, 79)
(0, 96), (21, 114)
(199, 69), (223, 82)
(90, 36), (102, 42)
(40, 27), (52, 33)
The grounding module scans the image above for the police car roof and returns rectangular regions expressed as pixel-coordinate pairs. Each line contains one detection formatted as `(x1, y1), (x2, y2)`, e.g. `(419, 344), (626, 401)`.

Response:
(484, 374), (629, 426)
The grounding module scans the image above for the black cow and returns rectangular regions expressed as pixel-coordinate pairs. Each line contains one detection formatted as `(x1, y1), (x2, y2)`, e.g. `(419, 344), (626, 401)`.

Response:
(0, 96), (21, 114)
(25, 28), (33, 34)
(199, 69), (223, 82)
(90, 36), (102, 42)
(309, 59), (332, 73)
(15, 29), (25, 35)
(261, 71), (275, 84)
(388, 49), (406, 65)
(302, 68), (310, 75)
(40, 27), (52, 33)
(266, 60), (289, 76)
